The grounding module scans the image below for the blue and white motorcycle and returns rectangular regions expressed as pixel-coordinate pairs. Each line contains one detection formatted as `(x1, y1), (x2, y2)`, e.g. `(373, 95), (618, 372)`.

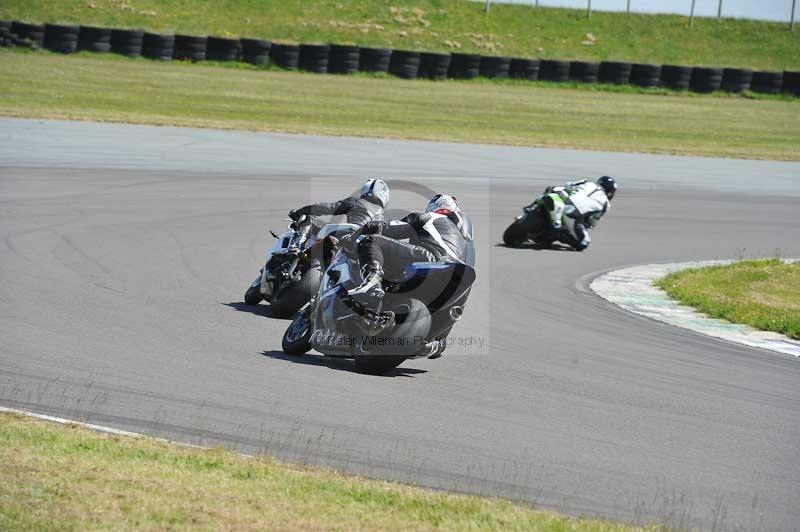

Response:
(281, 234), (476, 374)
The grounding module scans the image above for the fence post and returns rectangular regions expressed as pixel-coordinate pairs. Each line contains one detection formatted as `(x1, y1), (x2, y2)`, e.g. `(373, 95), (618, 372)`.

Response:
(689, 0), (696, 27)
(792, 0), (797, 31)
(627, 0), (631, 13)
(717, 0), (723, 18)
(484, 0), (490, 13)
(588, 0), (592, 18)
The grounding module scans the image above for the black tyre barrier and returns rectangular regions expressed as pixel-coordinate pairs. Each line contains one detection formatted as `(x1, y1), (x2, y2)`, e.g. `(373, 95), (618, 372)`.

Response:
(241, 38), (271, 66)
(0, 22), (10, 47)
(448, 53), (481, 79)
(11, 21), (45, 45)
(630, 63), (661, 88)
(299, 44), (330, 73)
(142, 32), (174, 61)
(328, 44), (360, 74)
(690, 67), (723, 93)
(359, 47), (391, 73)
(783, 71), (800, 95)
(173, 34), (206, 61)
(206, 36), (241, 62)
(660, 65), (692, 91)
(598, 61), (631, 85)
(78, 26), (112, 53)
(479, 55), (511, 79)
(750, 71), (783, 94)
(418, 52), (451, 80)
(721, 68), (752, 93)
(509, 58), (540, 80)
(569, 61), (600, 83)
(538, 60), (570, 82)
(0, 26), (11, 48)
(388, 50), (420, 79)
(270, 43), (300, 70)
(12, 16), (799, 100)
(44, 23), (79, 54)
(110, 29), (143, 57)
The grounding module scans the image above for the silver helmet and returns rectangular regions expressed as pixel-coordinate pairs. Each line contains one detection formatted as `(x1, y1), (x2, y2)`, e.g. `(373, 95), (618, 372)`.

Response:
(360, 179), (390, 208)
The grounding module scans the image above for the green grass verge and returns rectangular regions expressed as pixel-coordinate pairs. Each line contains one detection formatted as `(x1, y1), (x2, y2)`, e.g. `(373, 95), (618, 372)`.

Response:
(656, 259), (800, 340)
(2, 49), (799, 160)
(0, 412), (655, 531)
(2, 0), (799, 70)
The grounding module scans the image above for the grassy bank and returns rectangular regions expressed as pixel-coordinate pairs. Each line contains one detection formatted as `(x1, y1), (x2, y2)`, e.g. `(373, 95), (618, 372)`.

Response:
(0, 412), (653, 531)
(2, 50), (799, 160)
(656, 259), (800, 339)
(2, 0), (799, 70)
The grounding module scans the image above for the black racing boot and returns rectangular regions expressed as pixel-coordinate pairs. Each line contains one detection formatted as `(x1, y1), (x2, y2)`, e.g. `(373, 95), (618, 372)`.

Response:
(345, 261), (385, 309)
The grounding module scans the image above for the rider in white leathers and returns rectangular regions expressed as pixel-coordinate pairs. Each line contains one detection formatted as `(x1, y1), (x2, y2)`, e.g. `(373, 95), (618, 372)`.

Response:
(537, 176), (617, 251)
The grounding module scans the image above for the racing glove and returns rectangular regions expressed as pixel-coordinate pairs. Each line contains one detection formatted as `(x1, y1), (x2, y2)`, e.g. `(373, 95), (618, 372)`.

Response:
(352, 221), (384, 243)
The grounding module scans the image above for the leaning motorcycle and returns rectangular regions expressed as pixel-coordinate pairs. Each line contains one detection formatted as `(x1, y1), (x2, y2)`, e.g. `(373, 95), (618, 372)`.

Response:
(244, 218), (358, 318)
(502, 201), (551, 248)
(281, 236), (476, 375)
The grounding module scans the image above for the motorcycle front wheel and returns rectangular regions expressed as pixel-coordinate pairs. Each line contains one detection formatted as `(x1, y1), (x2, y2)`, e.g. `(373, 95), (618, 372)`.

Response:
(244, 284), (262, 305)
(502, 218), (529, 248)
(282, 309), (313, 355)
(270, 266), (322, 318)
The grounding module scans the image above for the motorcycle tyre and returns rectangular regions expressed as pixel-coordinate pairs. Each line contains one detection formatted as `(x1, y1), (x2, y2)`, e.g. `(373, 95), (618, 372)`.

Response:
(354, 298), (431, 375)
(503, 218), (529, 248)
(270, 266), (322, 318)
(244, 283), (262, 305)
(282, 308), (313, 356)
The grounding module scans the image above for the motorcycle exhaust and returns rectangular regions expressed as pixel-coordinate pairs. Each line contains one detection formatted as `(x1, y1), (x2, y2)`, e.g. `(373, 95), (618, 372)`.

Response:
(449, 306), (464, 321)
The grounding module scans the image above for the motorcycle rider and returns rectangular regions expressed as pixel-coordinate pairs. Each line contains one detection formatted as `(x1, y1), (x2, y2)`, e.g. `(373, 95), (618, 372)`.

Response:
(535, 176), (617, 251)
(345, 194), (473, 311)
(288, 179), (390, 240)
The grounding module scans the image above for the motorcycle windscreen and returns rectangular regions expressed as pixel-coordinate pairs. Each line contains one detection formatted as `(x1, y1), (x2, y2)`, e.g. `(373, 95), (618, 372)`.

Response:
(268, 227), (296, 259)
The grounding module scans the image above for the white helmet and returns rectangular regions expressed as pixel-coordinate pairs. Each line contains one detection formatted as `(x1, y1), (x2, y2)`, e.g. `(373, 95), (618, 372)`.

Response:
(360, 179), (390, 208)
(426, 193), (460, 215)
(426, 194), (472, 240)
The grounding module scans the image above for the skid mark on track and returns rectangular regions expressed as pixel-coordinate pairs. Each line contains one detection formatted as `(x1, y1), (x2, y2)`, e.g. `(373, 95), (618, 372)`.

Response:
(56, 231), (112, 276)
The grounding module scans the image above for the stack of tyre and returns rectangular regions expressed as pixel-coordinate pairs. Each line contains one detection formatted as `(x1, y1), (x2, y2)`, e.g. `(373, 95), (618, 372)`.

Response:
(0, 21), (11, 47)
(360, 47), (392, 73)
(4, 18), (799, 98)
(207, 36), (241, 62)
(111, 29), (143, 57)
(329, 44), (359, 74)
(79, 26), (112, 53)
(2, 21), (45, 49)
(241, 38), (271, 66)
(44, 23), (79, 53)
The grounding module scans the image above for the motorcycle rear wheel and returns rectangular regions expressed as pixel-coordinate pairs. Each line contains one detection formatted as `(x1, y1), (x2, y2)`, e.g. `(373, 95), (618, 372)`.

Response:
(354, 298), (431, 375)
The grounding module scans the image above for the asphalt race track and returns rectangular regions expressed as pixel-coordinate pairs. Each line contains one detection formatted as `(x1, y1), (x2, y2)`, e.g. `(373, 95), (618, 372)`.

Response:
(2, 118), (799, 530)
